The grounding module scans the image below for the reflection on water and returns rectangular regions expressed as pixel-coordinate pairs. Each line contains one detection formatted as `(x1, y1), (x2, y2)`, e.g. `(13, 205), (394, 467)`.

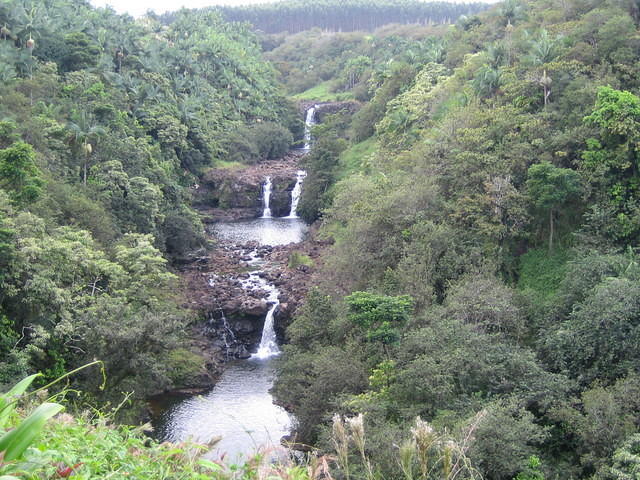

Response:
(210, 217), (308, 246)
(152, 358), (290, 462)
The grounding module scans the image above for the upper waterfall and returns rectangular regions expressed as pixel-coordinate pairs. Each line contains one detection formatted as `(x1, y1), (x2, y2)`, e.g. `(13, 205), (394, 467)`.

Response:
(303, 105), (317, 150)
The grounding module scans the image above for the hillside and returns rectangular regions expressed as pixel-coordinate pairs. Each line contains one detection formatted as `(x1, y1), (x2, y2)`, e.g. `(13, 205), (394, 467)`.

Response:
(272, 0), (640, 479)
(2, 0), (640, 478)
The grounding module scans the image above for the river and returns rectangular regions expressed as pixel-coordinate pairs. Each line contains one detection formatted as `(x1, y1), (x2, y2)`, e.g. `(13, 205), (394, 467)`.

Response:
(150, 107), (315, 463)
(150, 216), (307, 462)
(150, 357), (291, 462)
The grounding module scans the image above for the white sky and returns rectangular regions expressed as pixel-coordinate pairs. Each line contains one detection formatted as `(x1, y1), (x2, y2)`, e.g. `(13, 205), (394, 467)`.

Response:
(89, 0), (497, 18)
(90, 0), (280, 17)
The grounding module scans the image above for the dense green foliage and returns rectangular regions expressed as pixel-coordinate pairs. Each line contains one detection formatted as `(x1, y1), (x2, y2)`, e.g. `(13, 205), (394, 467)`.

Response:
(213, 0), (489, 34)
(265, 25), (445, 98)
(274, 0), (640, 479)
(0, 0), (296, 414)
(5, 0), (640, 477)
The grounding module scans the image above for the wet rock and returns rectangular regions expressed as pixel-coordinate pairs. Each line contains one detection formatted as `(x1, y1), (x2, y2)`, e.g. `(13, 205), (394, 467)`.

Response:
(241, 298), (269, 317)
(194, 151), (305, 213)
(231, 318), (259, 334)
(236, 345), (251, 359)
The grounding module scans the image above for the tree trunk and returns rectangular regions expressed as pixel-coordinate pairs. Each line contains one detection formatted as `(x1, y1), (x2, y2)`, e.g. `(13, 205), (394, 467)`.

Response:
(83, 159), (87, 186)
(549, 208), (554, 252)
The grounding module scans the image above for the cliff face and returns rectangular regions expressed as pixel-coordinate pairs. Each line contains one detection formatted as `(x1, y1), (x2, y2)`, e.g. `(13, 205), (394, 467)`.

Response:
(193, 152), (304, 218)
(298, 100), (361, 118)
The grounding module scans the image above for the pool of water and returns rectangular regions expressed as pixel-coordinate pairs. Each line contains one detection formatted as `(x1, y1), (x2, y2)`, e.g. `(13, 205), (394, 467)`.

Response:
(210, 217), (308, 246)
(150, 358), (291, 462)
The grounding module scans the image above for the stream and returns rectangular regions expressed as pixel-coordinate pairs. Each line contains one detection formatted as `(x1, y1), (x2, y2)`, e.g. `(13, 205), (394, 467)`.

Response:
(151, 216), (307, 462)
(149, 107), (316, 463)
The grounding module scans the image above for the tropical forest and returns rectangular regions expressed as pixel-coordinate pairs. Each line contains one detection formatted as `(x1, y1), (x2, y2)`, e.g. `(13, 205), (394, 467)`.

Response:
(1, 0), (640, 478)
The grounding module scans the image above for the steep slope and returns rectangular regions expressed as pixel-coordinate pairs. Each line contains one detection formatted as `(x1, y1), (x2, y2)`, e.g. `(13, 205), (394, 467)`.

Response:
(274, 0), (640, 479)
(0, 0), (297, 413)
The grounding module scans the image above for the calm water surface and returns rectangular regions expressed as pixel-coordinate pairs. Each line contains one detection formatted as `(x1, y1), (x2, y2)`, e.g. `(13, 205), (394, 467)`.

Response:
(211, 217), (308, 246)
(151, 358), (290, 462)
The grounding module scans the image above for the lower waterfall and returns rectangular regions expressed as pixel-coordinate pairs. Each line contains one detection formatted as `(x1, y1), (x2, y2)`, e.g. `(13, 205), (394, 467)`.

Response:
(261, 176), (272, 218)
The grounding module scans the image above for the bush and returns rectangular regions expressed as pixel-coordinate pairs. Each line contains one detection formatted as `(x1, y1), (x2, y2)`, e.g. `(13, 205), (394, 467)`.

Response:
(162, 206), (206, 259)
(220, 126), (259, 164)
(221, 122), (293, 164)
(166, 348), (206, 385)
(288, 251), (314, 269)
(249, 121), (293, 160)
(517, 247), (571, 301)
(468, 401), (548, 480)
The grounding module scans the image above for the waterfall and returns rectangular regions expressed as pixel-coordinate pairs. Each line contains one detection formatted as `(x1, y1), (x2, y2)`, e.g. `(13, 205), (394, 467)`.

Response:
(204, 302), (237, 360)
(239, 271), (281, 359)
(253, 285), (281, 359)
(219, 307), (236, 360)
(261, 177), (272, 218)
(303, 105), (317, 150)
(238, 272), (281, 359)
(286, 170), (307, 218)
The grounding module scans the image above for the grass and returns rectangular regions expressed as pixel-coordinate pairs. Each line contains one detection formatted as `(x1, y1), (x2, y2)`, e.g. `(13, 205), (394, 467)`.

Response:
(291, 81), (354, 102)
(288, 251), (314, 269)
(214, 159), (244, 170)
(337, 137), (377, 179)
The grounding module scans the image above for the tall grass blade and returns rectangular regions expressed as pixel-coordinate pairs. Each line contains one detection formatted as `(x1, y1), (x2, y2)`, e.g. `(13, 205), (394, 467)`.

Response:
(0, 402), (63, 461)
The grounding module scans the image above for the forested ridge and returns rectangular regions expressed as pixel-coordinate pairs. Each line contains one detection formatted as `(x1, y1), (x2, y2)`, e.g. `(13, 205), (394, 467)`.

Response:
(211, 0), (489, 34)
(271, 0), (640, 478)
(3, 0), (640, 478)
(0, 0), (299, 414)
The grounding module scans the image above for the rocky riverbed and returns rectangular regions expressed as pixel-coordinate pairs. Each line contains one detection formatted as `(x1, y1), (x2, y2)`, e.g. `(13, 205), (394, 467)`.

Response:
(181, 231), (324, 364)
(173, 156), (327, 390)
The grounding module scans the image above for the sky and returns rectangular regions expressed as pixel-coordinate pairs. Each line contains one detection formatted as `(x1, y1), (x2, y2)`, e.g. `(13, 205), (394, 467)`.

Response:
(89, 0), (280, 17)
(89, 0), (496, 18)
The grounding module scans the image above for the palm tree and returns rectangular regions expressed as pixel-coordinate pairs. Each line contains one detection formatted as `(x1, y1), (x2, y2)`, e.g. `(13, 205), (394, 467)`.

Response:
(526, 30), (562, 107)
(499, 0), (527, 27)
(472, 65), (503, 99)
(67, 112), (106, 186)
(528, 29), (562, 65)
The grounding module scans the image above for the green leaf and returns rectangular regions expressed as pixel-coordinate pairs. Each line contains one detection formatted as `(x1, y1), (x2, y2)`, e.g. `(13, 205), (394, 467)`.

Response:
(197, 458), (223, 471)
(0, 374), (41, 429)
(0, 402), (64, 461)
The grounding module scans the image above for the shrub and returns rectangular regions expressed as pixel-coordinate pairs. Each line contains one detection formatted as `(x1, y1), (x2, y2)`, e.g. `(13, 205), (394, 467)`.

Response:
(249, 121), (294, 160)
(220, 126), (259, 164)
(221, 122), (293, 164)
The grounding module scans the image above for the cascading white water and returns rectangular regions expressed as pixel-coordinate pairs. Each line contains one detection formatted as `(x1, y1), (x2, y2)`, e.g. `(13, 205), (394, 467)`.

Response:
(285, 170), (307, 218)
(303, 105), (317, 150)
(254, 285), (280, 359)
(219, 307), (236, 359)
(261, 177), (272, 218)
(240, 272), (281, 359)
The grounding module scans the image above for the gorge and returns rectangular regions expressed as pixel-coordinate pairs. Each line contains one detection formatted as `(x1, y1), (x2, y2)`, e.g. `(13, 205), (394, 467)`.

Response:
(150, 106), (317, 460)
(3, 0), (640, 476)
